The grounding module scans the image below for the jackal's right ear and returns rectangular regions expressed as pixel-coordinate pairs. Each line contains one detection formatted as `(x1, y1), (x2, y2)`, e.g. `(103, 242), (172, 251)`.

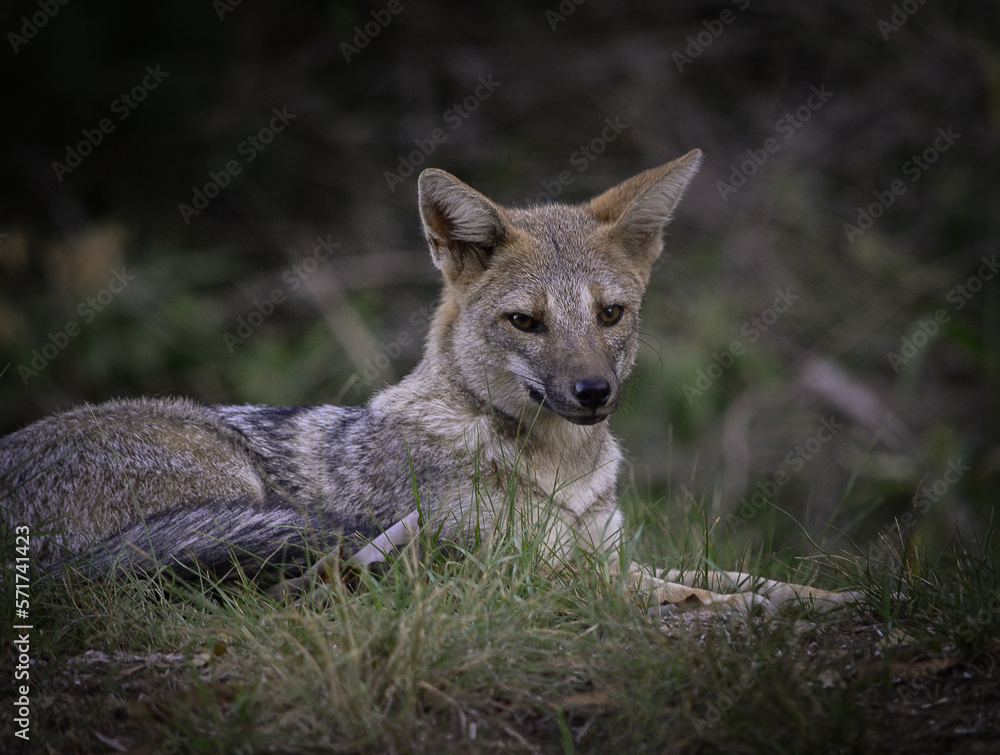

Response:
(418, 169), (509, 282)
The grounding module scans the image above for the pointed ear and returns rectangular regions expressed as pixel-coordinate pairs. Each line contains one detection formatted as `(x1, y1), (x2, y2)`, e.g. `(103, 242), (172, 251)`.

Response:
(417, 169), (509, 282)
(587, 149), (702, 265)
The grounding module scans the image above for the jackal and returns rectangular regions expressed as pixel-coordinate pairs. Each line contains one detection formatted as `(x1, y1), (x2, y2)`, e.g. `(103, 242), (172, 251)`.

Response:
(0, 151), (856, 611)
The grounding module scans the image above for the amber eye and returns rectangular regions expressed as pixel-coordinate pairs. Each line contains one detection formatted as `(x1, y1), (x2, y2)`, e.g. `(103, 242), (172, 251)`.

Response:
(508, 313), (541, 332)
(599, 305), (624, 325)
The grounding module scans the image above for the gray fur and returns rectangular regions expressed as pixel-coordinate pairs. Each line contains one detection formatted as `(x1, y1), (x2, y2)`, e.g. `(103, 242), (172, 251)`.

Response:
(1, 152), (703, 585)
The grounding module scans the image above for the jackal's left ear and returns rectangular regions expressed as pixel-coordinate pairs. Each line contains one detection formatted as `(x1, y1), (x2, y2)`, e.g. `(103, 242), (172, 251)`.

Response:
(418, 169), (509, 283)
(588, 149), (702, 265)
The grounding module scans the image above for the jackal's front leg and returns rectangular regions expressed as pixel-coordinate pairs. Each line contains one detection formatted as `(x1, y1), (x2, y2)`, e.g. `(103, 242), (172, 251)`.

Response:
(657, 568), (861, 612)
(627, 564), (772, 614)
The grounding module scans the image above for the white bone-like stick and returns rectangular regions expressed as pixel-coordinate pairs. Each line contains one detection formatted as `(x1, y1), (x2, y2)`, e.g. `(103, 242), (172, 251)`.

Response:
(348, 510), (421, 567)
(268, 510), (422, 600)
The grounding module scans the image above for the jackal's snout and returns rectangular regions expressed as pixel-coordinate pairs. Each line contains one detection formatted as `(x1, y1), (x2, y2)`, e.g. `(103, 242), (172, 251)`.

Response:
(574, 377), (611, 411)
(527, 370), (618, 425)
(566, 372), (617, 424)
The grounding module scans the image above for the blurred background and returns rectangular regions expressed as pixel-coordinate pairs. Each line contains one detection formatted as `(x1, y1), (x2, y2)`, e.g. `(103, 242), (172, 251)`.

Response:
(1, 0), (996, 558)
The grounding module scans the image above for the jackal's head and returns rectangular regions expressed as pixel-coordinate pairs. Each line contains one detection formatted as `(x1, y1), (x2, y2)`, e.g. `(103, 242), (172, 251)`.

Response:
(417, 150), (701, 427)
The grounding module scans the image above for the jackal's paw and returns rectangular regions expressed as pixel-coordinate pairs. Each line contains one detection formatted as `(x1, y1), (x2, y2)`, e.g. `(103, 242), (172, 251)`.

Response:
(652, 586), (775, 616)
(265, 549), (351, 602)
(266, 573), (309, 602)
(802, 588), (864, 610)
(653, 592), (774, 617)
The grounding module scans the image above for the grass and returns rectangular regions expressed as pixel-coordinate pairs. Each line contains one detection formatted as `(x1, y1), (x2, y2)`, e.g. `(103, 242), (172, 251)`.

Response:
(2, 491), (999, 754)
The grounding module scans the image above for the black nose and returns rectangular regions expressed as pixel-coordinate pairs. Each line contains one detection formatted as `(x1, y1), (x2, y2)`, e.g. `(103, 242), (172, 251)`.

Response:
(574, 377), (611, 410)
